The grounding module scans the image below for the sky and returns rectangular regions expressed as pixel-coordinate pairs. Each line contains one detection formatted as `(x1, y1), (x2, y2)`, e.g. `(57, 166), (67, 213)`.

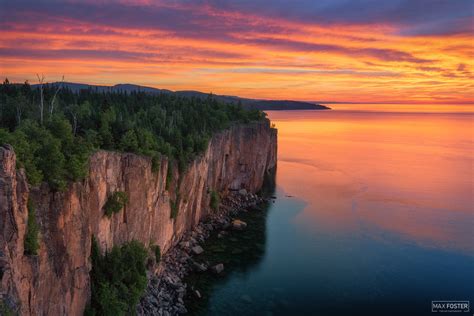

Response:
(0, 0), (473, 104)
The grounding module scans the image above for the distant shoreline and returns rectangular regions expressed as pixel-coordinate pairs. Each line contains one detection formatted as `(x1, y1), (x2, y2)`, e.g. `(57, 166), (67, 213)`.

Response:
(28, 81), (331, 111)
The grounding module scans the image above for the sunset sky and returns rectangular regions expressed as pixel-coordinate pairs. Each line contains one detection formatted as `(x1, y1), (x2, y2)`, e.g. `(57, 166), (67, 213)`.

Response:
(1, 0), (473, 104)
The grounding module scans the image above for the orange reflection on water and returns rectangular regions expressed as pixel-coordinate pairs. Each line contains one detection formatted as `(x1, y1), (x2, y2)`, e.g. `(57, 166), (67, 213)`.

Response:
(268, 109), (474, 254)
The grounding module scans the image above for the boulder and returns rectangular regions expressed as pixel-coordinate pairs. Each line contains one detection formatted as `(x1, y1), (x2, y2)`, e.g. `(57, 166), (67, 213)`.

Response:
(177, 305), (187, 314)
(217, 230), (228, 239)
(205, 223), (214, 231)
(194, 290), (202, 299)
(191, 245), (204, 255)
(180, 241), (190, 249)
(211, 263), (224, 274)
(193, 261), (208, 272)
(232, 219), (247, 230)
(239, 188), (248, 195)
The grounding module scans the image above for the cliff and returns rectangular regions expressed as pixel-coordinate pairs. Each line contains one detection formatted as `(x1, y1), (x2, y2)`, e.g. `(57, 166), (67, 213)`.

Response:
(0, 120), (277, 315)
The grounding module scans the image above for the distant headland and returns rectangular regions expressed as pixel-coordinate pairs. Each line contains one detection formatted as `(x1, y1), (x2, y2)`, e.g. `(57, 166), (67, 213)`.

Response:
(33, 82), (331, 111)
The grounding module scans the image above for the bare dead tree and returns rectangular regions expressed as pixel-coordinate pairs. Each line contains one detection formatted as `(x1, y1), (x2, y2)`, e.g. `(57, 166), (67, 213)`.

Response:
(158, 108), (166, 137)
(16, 101), (23, 125)
(49, 75), (65, 119)
(69, 107), (78, 136)
(36, 74), (45, 124)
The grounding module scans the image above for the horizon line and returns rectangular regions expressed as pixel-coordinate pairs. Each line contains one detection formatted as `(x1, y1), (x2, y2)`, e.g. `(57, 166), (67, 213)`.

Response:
(4, 78), (473, 106)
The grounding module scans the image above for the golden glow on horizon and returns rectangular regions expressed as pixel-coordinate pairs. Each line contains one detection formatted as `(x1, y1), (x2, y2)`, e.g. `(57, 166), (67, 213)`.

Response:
(268, 111), (474, 253)
(0, 3), (473, 104)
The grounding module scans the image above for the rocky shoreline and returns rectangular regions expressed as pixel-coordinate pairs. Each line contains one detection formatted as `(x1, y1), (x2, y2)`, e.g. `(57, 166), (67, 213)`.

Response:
(137, 190), (269, 315)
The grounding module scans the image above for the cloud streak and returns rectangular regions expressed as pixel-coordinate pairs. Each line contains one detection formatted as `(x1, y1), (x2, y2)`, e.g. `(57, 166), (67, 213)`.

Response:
(0, 0), (472, 103)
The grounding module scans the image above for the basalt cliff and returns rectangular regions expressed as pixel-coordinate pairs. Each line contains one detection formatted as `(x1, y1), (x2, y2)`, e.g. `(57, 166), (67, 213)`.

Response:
(0, 120), (277, 315)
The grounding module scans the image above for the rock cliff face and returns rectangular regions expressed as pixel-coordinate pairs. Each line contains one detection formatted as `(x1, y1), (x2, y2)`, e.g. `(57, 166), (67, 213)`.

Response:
(0, 120), (277, 315)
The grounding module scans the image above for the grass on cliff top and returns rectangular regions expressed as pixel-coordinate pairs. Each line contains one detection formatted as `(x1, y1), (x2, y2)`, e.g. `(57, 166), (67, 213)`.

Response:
(0, 79), (266, 190)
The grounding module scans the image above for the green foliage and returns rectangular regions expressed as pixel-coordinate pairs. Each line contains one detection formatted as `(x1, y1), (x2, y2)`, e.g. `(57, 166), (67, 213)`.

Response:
(0, 127), (43, 185)
(151, 155), (160, 173)
(119, 130), (139, 152)
(0, 117), (90, 190)
(24, 199), (39, 256)
(151, 244), (161, 264)
(170, 195), (179, 220)
(103, 191), (128, 217)
(0, 80), (265, 190)
(165, 162), (173, 190)
(87, 237), (148, 316)
(0, 301), (15, 316)
(210, 190), (220, 211)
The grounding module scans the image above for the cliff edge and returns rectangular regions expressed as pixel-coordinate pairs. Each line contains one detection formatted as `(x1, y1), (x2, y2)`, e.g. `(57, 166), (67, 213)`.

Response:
(0, 120), (277, 315)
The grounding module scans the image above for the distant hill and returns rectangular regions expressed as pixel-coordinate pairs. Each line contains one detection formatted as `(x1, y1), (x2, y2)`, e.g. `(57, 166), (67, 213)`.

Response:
(247, 100), (327, 110)
(33, 82), (330, 111)
(40, 82), (173, 94)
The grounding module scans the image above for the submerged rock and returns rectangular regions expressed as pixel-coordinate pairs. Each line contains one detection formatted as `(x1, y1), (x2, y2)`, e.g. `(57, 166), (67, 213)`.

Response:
(217, 230), (228, 239)
(193, 261), (208, 272)
(194, 290), (202, 299)
(137, 190), (271, 315)
(211, 263), (225, 274)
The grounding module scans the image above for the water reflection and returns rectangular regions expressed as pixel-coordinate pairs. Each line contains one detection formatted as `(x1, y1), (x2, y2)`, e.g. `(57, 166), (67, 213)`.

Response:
(270, 110), (474, 254)
(186, 109), (474, 316)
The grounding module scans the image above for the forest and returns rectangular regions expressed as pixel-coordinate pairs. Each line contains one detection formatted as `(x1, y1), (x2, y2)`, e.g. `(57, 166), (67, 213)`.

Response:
(0, 79), (265, 190)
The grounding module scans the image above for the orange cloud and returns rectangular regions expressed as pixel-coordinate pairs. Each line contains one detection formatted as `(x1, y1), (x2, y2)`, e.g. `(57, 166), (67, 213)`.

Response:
(0, 1), (472, 104)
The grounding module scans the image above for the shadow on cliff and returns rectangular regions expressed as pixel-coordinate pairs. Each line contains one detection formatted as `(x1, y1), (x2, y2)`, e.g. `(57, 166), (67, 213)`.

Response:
(183, 167), (276, 315)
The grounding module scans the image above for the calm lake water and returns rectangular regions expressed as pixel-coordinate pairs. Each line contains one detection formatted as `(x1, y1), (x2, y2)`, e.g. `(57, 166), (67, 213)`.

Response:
(186, 108), (474, 316)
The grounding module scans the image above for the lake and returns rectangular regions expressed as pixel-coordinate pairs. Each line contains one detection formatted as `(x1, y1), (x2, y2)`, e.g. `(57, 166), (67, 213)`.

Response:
(185, 107), (474, 316)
